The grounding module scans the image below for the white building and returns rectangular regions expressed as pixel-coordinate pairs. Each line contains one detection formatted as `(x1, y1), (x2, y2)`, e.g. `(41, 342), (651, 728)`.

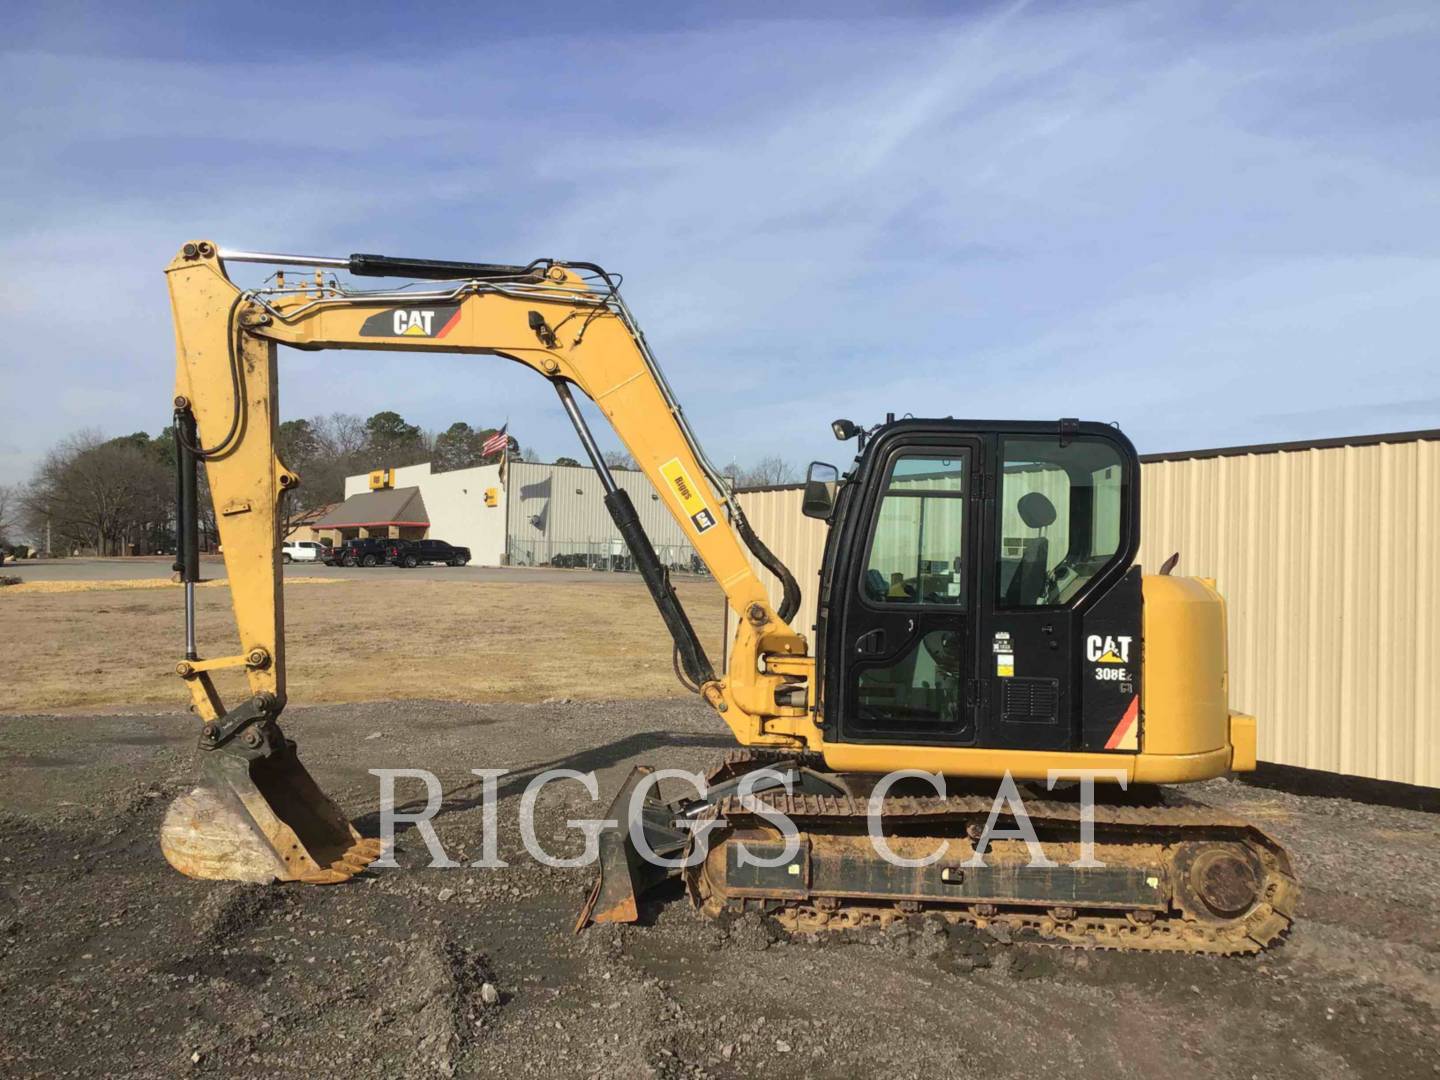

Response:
(321, 459), (696, 570)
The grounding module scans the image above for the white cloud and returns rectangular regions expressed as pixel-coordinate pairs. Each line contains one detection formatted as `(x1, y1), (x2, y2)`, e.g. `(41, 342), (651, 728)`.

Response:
(1, 2), (1437, 484)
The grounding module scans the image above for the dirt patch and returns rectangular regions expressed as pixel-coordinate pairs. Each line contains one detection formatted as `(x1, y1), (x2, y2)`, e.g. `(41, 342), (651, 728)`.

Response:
(1, 698), (1437, 1078)
(0, 575), (723, 712)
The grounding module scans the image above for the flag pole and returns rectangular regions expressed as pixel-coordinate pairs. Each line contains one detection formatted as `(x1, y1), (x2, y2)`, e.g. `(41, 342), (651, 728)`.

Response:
(499, 418), (509, 484)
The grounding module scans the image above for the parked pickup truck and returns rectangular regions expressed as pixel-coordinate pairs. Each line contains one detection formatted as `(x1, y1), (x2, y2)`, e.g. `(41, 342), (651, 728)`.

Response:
(387, 538), (471, 567)
(330, 537), (392, 567)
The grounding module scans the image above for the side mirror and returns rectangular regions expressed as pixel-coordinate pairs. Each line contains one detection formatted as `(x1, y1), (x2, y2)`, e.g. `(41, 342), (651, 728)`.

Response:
(802, 461), (839, 520)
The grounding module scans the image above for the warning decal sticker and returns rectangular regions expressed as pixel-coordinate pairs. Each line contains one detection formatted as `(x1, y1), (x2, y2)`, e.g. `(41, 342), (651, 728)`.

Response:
(993, 631), (1014, 678)
(659, 457), (717, 533)
(1104, 695), (1140, 751)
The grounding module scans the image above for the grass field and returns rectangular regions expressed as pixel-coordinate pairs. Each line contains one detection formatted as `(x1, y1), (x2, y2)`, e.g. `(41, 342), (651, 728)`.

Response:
(1, 574), (725, 712)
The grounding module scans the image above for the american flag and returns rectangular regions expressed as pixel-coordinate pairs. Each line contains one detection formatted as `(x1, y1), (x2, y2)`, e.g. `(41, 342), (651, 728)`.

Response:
(482, 426), (509, 457)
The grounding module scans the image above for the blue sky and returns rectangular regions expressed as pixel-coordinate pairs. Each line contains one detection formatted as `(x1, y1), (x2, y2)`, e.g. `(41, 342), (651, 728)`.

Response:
(3, 1), (1438, 482)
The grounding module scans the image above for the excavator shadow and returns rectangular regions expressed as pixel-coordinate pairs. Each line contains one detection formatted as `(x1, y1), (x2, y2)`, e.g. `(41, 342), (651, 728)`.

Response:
(349, 730), (735, 836)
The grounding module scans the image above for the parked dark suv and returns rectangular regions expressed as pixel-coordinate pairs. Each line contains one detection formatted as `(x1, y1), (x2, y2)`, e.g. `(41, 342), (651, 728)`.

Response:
(388, 538), (471, 567)
(332, 537), (392, 567)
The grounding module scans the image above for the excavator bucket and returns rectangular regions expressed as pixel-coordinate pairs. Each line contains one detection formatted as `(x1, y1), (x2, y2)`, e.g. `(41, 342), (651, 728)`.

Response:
(576, 765), (688, 930)
(161, 731), (380, 885)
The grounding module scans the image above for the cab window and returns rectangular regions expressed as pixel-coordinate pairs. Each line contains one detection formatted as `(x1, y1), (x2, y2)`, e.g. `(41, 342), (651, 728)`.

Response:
(863, 454), (967, 606)
(996, 437), (1124, 607)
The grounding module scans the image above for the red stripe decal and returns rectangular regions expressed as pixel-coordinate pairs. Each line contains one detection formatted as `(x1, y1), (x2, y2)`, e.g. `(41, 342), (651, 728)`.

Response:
(436, 308), (463, 338)
(1104, 695), (1140, 750)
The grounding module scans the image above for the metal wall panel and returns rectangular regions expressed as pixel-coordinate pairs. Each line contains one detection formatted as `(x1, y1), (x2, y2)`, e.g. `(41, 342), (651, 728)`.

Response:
(1139, 438), (1440, 788)
(506, 461), (695, 568)
(732, 435), (1440, 786)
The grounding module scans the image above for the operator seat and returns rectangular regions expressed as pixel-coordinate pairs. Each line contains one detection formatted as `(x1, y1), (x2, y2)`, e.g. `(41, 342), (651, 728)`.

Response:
(1006, 491), (1056, 606)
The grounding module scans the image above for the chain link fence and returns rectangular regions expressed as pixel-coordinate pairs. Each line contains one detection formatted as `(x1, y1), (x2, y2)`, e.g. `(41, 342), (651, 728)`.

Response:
(506, 537), (706, 576)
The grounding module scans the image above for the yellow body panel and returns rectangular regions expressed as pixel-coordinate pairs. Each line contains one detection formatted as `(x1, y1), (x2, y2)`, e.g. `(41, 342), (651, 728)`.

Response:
(820, 742), (1235, 784)
(1229, 712), (1258, 772)
(1139, 574), (1230, 757)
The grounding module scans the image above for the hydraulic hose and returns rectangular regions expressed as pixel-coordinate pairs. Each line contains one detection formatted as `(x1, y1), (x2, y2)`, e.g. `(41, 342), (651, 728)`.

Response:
(732, 506), (801, 625)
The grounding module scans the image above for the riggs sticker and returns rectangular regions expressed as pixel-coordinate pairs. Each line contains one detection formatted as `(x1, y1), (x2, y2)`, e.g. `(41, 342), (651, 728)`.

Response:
(659, 457), (717, 533)
(360, 303), (462, 338)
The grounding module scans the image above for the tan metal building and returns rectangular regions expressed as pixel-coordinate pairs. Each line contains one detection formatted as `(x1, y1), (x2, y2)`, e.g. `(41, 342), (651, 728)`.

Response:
(506, 460), (695, 571)
(729, 429), (1440, 787)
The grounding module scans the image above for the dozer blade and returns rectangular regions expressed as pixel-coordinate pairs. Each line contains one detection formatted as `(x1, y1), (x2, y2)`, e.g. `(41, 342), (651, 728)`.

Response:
(161, 727), (380, 885)
(575, 765), (688, 930)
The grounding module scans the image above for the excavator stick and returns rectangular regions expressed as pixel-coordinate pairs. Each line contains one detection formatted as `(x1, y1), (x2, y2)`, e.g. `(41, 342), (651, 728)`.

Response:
(163, 278), (381, 888)
(160, 698), (381, 885)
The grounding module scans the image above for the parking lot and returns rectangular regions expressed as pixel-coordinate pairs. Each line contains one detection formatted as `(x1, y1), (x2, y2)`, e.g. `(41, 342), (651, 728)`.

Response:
(2, 555), (688, 587)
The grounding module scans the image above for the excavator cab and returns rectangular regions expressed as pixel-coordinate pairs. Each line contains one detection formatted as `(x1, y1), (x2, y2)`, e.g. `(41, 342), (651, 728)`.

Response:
(812, 419), (1145, 757)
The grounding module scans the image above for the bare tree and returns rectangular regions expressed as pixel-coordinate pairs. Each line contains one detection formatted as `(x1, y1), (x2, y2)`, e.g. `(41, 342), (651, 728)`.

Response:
(738, 455), (798, 487)
(0, 483), (22, 555)
(24, 431), (171, 555)
(320, 412), (369, 458)
(276, 412), (384, 534)
(602, 449), (636, 471)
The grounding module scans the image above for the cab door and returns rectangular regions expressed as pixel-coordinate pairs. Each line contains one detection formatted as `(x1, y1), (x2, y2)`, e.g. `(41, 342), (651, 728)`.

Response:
(976, 432), (1134, 750)
(838, 441), (981, 745)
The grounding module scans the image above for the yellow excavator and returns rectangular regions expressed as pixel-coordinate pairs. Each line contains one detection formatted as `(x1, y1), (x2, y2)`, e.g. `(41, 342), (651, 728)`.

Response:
(160, 241), (1296, 953)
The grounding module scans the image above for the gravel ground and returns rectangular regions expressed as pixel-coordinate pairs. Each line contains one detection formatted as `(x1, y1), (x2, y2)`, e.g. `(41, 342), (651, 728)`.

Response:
(1, 698), (1437, 1079)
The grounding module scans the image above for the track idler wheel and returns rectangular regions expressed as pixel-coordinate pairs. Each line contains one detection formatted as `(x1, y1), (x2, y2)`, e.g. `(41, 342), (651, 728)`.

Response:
(1170, 841), (1265, 923)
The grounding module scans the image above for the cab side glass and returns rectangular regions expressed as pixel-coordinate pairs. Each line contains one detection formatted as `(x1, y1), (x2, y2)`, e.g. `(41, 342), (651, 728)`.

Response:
(802, 461), (840, 520)
(996, 437), (1124, 607)
(863, 454), (967, 606)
